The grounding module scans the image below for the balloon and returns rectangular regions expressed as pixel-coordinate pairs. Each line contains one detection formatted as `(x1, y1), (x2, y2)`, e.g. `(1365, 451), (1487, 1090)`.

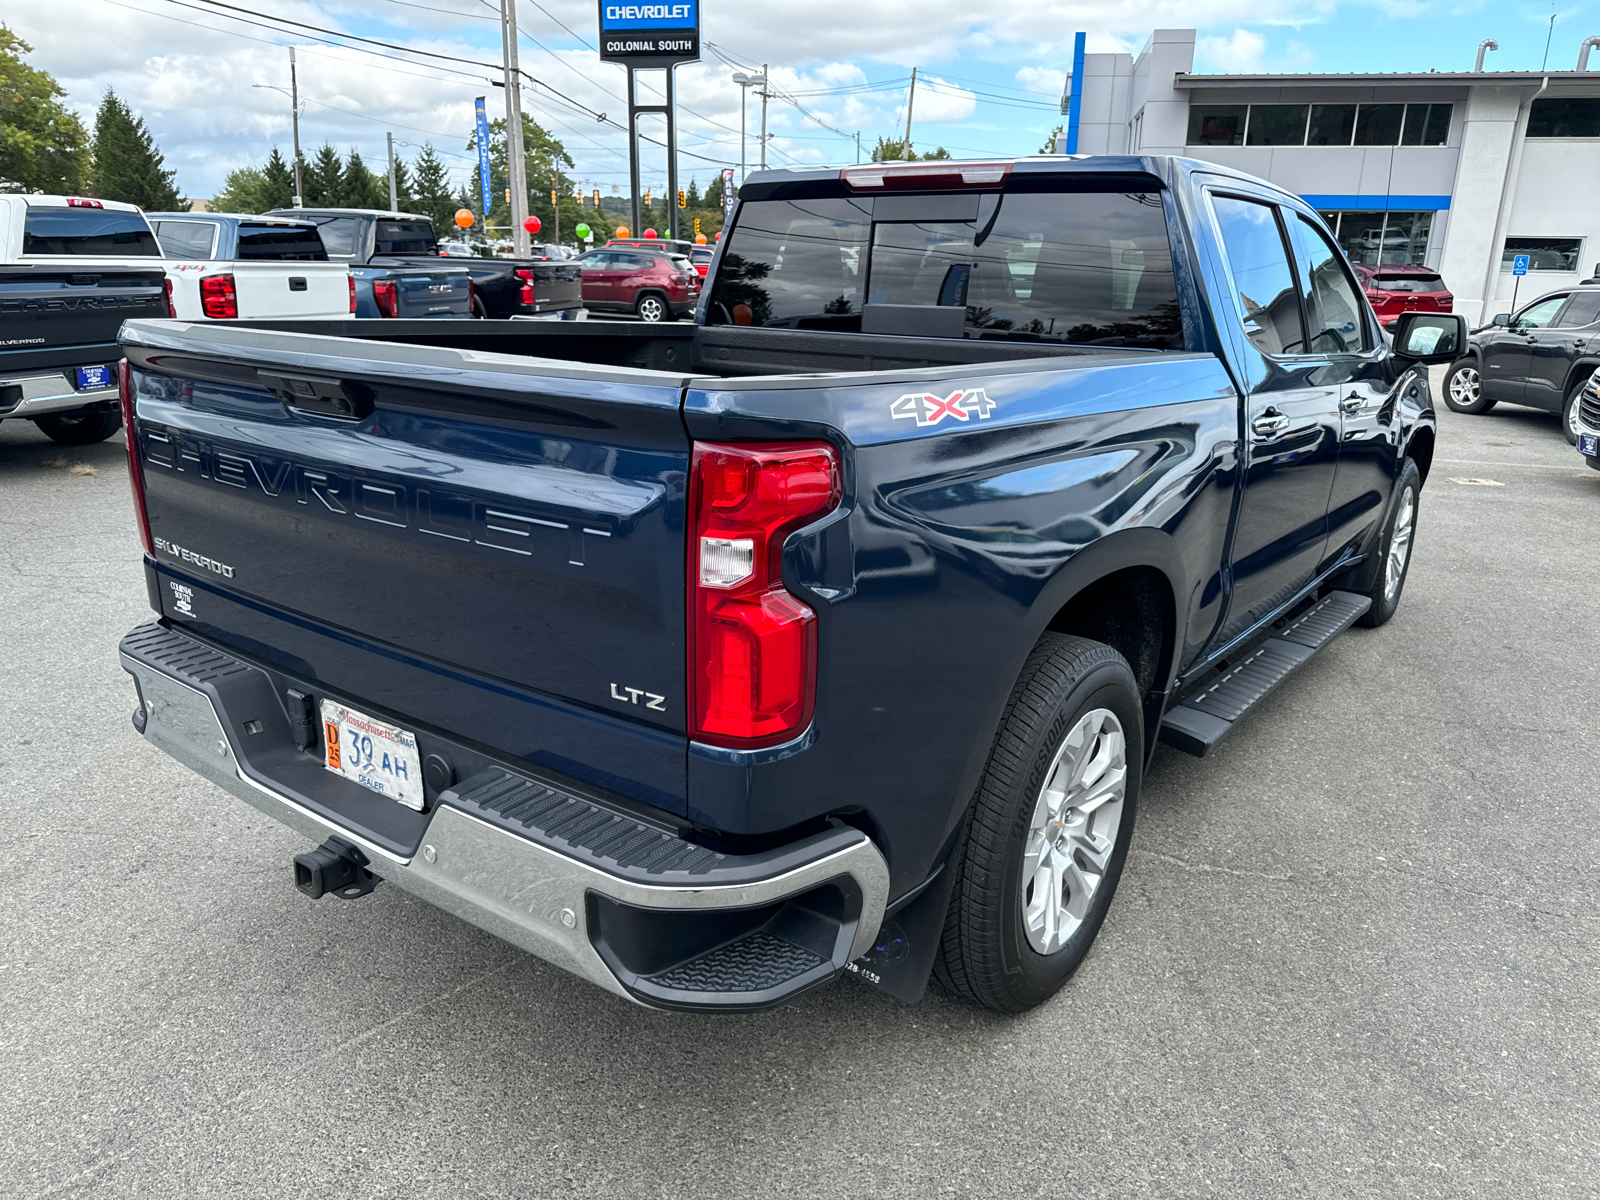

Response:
(694, 233), (707, 245)
(615, 225), (630, 238)
(714, 231), (722, 241)
(454, 209), (474, 228)
(523, 216), (542, 234)
(643, 228), (657, 238)
(574, 223), (591, 239)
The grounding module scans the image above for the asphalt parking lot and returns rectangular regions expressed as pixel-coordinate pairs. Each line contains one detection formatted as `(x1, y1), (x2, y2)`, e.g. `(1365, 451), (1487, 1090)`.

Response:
(3, 374), (1597, 1199)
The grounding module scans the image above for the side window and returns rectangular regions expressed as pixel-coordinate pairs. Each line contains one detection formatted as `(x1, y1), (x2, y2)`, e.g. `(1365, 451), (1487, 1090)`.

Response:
(1513, 295), (1569, 329)
(1292, 215), (1370, 353)
(310, 217), (360, 257)
(1554, 290), (1600, 327)
(154, 220), (216, 260)
(1211, 195), (1306, 356)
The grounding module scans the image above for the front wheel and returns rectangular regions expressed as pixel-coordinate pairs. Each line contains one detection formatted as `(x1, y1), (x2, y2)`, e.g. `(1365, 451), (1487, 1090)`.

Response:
(1443, 359), (1495, 414)
(33, 410), (122, 445)
(1358, 457), (1422, 628)
(634, 293), (667, 323)
(934, 634), (1142, 1013)
(1561, 381), (1585, 446)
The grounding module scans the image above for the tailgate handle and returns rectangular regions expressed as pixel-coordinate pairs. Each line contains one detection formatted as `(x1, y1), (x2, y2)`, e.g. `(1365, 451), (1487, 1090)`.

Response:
(288, 277), (308, 291)
(256, 370), (374, 420)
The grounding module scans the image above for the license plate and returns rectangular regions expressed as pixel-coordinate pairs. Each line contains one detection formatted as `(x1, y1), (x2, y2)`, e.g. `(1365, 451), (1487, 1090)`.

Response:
(1581, 433), (1599, 457)
(75, 365), (111, 389)
(321, 700), (425, 810)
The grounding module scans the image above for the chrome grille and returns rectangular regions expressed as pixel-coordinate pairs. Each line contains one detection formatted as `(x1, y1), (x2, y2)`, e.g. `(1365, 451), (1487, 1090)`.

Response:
(1581, 375), (1600, 430)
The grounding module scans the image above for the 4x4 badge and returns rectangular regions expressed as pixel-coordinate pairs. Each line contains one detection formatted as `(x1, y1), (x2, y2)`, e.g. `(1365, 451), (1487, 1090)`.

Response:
(891, 388), (996, 427)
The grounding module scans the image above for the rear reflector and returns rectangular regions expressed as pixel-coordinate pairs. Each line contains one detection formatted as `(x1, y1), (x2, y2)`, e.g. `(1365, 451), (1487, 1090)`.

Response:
(118, 359), (154, 558)
(373, 279), (399, 318)
(840, 161), (1012, 190)
(689, 442), (840, 748)
(199, 273), (237, 319)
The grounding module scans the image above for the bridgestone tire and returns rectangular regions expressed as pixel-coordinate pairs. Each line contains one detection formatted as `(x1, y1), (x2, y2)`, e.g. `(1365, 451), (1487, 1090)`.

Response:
(33, 410), (122, 445)
(933, 634), (1143, 1013)
(1443, 359), (1494, 415)
(1357, 457), (1422, 628)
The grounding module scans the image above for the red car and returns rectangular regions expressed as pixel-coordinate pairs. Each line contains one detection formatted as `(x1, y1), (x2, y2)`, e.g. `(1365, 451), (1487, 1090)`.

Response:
(689, 247), (714, 279)
(1353, 264), (1453, 328)
(576, 247), (700, 321)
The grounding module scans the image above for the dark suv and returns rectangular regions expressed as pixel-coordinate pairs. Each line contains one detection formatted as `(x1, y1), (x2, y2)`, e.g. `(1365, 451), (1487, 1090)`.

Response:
(1443, 284), (1600, 443)
(575, 247), (699, 321)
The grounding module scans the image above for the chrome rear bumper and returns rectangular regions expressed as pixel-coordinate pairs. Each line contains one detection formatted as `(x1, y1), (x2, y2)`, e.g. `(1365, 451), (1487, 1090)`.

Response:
(121, 622), (888, 1011)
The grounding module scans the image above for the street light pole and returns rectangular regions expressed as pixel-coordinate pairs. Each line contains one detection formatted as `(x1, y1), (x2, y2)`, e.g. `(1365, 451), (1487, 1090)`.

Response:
(501, 0), (530, 256)
(760, 64), (769, 170)
(731, 70), (767, 183)
(288, 48), (303, 206)
(386, 131), (397, 211)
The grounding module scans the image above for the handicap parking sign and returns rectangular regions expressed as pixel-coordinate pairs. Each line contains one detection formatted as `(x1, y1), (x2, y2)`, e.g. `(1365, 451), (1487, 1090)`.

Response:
(1512, 254), (1530, 276)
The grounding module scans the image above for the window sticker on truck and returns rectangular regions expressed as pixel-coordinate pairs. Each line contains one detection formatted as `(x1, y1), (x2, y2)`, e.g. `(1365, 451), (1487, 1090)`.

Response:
(890, 387), (996, 427)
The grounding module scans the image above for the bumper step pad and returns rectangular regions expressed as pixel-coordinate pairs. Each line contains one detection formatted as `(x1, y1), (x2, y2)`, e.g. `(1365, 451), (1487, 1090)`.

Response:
(1160, 590), (1370, 757)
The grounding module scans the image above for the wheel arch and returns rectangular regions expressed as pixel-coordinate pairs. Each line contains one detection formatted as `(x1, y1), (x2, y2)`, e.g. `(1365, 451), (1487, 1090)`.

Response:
(1404, 424), (1436, 484)
(1560, 359), (1600, 401)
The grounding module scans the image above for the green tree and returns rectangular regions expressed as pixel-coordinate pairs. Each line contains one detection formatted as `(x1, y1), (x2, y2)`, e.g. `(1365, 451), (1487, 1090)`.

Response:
(303, 142), (342, 206)
(92, 89), (185, 209)
(871, 135), (950, 162)
(685, 177), (701, 207)
(339, 147), (385, 209)
(391, 157), (414, 211)
(211, 166), (267, 213)
(260, 147), (295, 209)
(410, 144), (456, 232)
(0, 26), (89, 193)
(1039, 124), (1065, 154)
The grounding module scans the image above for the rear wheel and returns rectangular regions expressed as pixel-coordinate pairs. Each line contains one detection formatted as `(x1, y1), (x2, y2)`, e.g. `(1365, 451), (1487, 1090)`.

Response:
(934, 634), (1142, 1013)
(33, 409), (122, 445)
(635, 293), (667, 323)
(471, 296), (489, 319)
(1561, 381), (1584, 445)
(1443, 359), (1494, 414)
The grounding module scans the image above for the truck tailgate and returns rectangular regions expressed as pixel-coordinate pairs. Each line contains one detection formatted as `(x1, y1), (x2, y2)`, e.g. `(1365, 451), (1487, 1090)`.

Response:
(233, 262), (350, 319)
(122, 321), (692, 812)
(0, 266), (167, 372)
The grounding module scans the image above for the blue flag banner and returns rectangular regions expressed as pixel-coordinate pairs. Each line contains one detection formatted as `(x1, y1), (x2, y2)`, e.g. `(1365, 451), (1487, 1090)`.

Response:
(475, 97), (492, 217)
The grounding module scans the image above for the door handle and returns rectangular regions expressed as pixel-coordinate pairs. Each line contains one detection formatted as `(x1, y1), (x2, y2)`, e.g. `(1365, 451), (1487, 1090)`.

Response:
(1340, 392), (1364, 414)
(1251, 408), (1290, 437)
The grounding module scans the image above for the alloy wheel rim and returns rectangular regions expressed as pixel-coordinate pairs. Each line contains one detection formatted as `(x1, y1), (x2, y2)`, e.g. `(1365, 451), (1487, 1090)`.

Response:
(1448, 367), (1480, 405)
(1385, 486), (1415, 603)
(640, 298), (663, 320)
(1020, 708), (1127, 955)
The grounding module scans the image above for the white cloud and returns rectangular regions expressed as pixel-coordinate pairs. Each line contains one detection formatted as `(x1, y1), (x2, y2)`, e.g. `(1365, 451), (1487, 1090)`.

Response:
(1195, 28), (1270, 72)
(1015, 66), (1067, 96)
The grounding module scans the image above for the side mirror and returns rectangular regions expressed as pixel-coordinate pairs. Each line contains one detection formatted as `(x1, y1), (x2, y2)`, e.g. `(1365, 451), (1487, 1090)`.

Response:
(1491, 312), (1511, 327)
(1392, 311), (1467, 365)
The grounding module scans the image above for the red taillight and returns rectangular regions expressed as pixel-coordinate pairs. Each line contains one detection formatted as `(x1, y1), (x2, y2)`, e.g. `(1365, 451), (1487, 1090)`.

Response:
(373, 279), (399, 318)
(347, 273), (356, 314)
(199, 273), (237, 319)
(163, 278), (176, 318)
(516, 267), (535, 306)
(119, 358), (154, 558)
(689, 442), (841, 748)
(467, 277), (476, 313)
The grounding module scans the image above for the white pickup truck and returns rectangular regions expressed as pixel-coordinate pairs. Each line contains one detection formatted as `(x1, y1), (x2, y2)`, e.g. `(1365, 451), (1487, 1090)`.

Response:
(146, 212), (353, 320)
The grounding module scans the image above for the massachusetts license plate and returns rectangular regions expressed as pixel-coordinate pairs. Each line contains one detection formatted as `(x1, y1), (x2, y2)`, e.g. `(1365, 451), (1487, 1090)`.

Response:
(75, 365), (112, 389)
(321, 700), (425, 810)
(1581, 433), (1599, 457)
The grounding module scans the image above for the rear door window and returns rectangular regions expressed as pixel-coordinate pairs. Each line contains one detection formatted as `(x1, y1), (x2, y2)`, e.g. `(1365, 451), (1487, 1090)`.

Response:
(23, 207), (161, 256)
(375, 220), (438, 255)
(1554, 290), (1600, 327)
(237, 224), (328, 261)
(707, 190), (1181, 346)
(1210, 195), (1306, 356)
(153, 220), (217, 260)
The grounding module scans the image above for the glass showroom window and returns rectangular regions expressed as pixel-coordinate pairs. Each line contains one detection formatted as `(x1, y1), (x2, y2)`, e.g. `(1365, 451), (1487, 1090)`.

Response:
(1500, 237), (1583, 272)
(1527, 98), (1600, 138)
(1188, 102), (1451, 147)
(1323, 211), (1434, 266)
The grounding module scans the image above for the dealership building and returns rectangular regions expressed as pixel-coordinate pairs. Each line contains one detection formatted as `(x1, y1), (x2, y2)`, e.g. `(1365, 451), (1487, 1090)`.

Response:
(1056, 29), (1600, 322)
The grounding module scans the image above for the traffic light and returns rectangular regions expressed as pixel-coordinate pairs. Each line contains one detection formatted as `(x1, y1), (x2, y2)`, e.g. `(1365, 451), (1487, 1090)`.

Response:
(694, 217), (701, 236)
(644, 188), (652, 210)
(678, 189), (686, 209)
(592, 188), (600, 209)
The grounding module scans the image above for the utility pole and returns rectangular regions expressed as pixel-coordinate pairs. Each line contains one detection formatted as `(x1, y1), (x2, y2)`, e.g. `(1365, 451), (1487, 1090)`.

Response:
(903, 66), (918, 158)
(386, 131), (397, 211)
(760, 64), (769, 170)
(855, 131), (862, 165)
(289, 49), (303, 206)
(500, 0), (530, 257)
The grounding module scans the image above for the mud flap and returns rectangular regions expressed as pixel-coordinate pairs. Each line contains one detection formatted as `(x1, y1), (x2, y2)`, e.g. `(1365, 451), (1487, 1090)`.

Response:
(845, 861), (959, 1005)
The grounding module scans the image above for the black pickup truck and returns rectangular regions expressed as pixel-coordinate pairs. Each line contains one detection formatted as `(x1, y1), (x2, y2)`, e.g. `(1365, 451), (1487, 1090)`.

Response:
(1, 195), (170, 444)
(117, 157), (1460, 1014)
(273, 207), (583, 320)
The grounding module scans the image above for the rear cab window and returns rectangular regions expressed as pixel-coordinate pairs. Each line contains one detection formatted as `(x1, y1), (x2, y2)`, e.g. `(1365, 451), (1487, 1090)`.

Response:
(23, 207), (161, 256)
(706, 184), (1183, 347)
(153, 220), (217, 260)
(375, 220), (438, 255)
(237, 224), (328, 261)
(303, 216), (361, 258)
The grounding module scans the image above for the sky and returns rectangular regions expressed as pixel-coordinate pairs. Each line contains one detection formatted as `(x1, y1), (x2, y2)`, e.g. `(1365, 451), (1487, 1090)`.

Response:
(6, 0), (1598, 200)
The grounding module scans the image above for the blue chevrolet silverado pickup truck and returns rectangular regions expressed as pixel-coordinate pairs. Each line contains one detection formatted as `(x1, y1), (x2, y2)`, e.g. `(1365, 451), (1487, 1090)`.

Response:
(115, 156), (1461, 1013)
